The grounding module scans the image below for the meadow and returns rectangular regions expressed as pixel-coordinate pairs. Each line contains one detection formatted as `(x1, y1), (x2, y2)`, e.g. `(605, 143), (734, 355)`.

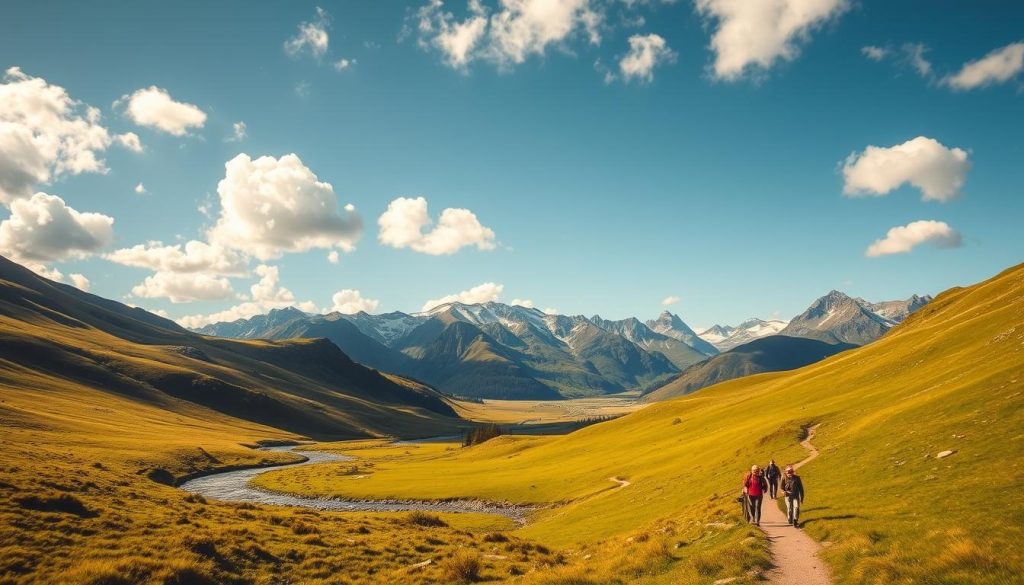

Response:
(255, 263), (1024, 584)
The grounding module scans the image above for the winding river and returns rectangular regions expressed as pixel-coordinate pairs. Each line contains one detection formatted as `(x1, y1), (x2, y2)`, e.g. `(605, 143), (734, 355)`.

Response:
(179, 446), (535, 523)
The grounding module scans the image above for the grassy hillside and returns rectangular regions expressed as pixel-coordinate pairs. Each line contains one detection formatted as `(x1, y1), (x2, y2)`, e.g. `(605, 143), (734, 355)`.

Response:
(642, 335), (856, 402)
(257, 262), (1024, 584)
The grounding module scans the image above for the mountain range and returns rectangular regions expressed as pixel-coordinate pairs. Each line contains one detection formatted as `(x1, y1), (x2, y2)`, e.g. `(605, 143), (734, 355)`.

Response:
(197, 289), (928, 400)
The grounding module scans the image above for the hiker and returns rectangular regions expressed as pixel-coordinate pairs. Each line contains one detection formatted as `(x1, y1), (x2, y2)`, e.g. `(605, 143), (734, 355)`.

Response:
(765, 459), (781, 499)
(781, 465), (805, 527)
(742, 465), (768, 526)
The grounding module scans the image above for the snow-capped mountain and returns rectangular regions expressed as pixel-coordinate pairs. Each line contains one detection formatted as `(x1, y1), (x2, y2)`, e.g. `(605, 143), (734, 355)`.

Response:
(589, 315), (711, 369)
(340, 311), (425, 346)
(779, 290), (895, 346)
(868, 294), (933, 323)
(698, 318), (788, 351)
(644, 311), (720, 357)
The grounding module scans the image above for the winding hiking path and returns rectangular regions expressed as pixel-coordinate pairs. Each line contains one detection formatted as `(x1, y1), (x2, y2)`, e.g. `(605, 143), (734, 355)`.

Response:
(179, 446), (535, 523)
(759, 425), (832, 585)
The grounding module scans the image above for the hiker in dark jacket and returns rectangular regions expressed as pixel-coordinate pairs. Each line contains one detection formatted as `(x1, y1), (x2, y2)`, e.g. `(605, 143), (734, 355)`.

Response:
(742, 465), (769, 526)
(781, 465), (805, 527)
(765, 459), (781, 499)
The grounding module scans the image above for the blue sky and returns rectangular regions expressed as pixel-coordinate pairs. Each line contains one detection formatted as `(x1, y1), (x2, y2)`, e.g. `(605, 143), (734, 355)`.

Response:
(1, 0), (1021, 330)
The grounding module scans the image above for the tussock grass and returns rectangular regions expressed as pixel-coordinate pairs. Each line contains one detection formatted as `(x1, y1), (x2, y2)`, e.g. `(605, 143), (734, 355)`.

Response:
(440, 550), (482, 583)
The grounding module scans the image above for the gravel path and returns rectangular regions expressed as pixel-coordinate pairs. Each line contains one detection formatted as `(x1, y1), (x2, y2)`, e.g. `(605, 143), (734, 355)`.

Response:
(761, 425), (832, 585)
(179, 446), (536, 524)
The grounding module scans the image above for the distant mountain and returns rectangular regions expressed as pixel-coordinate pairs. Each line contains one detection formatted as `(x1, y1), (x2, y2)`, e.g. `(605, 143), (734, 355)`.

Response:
(200, 301), (682, 400)
(868, 294), (933, 323)
(779, 290), (896, 345)
(642, 335), (856, 402)
(591, 314), (712, 369)
(699, 318), (788, 351)
(0, 255), (461, 439)
(644, 311), (720, 357)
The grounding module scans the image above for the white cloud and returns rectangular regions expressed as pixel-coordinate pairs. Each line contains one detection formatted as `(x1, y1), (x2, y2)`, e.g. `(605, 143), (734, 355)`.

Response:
(943, 42), (1024, 90)
(0, 67), (117, 203)
(861, 45), (888, 61)
(208, 153), (363, 260)
(227, 121), (247, 142)
(285, 7), (330, 58)
(330, 289), (380, 314)
(416, 0), (603, 70)
(177, 264), (317, 328)
(422, 282), (503, 311)
(327, 250), (340, 264)
(106, 240), (248, 276)
(117, 86), (206, 136)
(69, 273), (90, 292)
(543, 307), (559, 315)
(378, 196), (495, 255)
(865, 220), (963, 257)
(25, 263), (64, 282)
(334, 58), (356, 71)
(510, 298), (534, 308)
(661, 295), (681, 306)
(0, 192), (114, 263)
(134, 182), (146, 194)
(116, 132), (143, 152)
(131, 271), (237, 303)
(842, 136), (970, 202)
(618, 34), (675, 83)
(902, 43), (931, 78)
(695, 0), (850, 81)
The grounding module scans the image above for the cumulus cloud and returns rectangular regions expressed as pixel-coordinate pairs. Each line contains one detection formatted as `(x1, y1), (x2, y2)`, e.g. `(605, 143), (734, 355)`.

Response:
(327, 250), (340, 264)
(106, 240), (248, 276)
(543, 307), (559, 315)
(861, 45), (888, 61)
(510, 298), (534, 308)
(422, 282), (503, 311)
(116, 132), (143, 152)
(117, 86), (206, 136)
(227, 121), (247, 142)
(25, 262), (64, 282)
(841, 136), (970, 202)
(134, 182), (146, 194)
(695, 0), (850, 81)
(131, 271), (237, 303)
(943, 41), (1024, 90)
(618, 34), (676, 83)
(285, 7), (330, 58)
(865, 220), (963, 257)
(69, 273), (91, 292)
(0, 192), (114, 263)
(415, 0), (603, 70)
(378, 196), (495, 255)
(330, 289), (380, 314)
(0, 67), (117, 203)
(661, 295), (681, 306)
(177, 264), (317, 328)
(333, 58), (356, 71)
(208, 153), (363, 260)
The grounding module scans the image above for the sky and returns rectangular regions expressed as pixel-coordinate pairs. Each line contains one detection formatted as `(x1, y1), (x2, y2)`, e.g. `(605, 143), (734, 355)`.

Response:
(1, 0), (1022, 331)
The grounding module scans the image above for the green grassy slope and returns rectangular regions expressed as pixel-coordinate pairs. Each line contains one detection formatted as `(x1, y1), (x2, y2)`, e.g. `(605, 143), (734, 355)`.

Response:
(258, 262), (1024, 584)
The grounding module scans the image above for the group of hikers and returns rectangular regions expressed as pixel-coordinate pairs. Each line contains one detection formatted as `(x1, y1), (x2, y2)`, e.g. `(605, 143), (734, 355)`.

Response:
(740, 459), (805, 527)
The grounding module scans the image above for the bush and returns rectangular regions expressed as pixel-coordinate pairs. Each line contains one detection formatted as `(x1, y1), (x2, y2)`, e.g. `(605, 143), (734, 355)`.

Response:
(407, 511), (448, 527)
(440, 550), (481, 584)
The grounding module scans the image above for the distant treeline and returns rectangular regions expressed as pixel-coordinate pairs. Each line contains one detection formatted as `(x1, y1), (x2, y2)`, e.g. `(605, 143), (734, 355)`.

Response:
(463, 424), (502, 446)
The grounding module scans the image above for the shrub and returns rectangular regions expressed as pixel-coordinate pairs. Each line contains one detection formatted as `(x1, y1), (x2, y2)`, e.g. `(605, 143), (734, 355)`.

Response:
(464, 424), (503, 447)
(407, 511), (448, 527)
(440, 550), (481, 584)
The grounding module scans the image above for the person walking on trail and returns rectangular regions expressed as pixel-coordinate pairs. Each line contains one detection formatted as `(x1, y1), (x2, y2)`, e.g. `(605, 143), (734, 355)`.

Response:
(765, 459), (781, 499)
(742, 465), (768, 526)
(781, 465), (805, 527)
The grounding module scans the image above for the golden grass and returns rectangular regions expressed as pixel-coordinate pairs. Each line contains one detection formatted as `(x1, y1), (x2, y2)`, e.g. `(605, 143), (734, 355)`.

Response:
(255, 263), (1024, 584)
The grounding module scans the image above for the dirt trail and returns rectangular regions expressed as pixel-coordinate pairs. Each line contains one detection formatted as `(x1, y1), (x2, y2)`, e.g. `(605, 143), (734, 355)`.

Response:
(759, 425), (832, 585)
(609, 476), (631, 488)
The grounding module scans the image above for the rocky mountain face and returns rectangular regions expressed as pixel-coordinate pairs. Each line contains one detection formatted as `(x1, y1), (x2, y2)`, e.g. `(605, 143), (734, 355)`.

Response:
(868, 294), (933, 323)
(779, 290), (898, 345)
(644, 311), (720, 357)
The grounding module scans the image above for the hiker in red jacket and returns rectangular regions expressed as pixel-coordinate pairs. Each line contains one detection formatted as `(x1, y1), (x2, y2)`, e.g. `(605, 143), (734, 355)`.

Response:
(742, 465), (769, 526)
